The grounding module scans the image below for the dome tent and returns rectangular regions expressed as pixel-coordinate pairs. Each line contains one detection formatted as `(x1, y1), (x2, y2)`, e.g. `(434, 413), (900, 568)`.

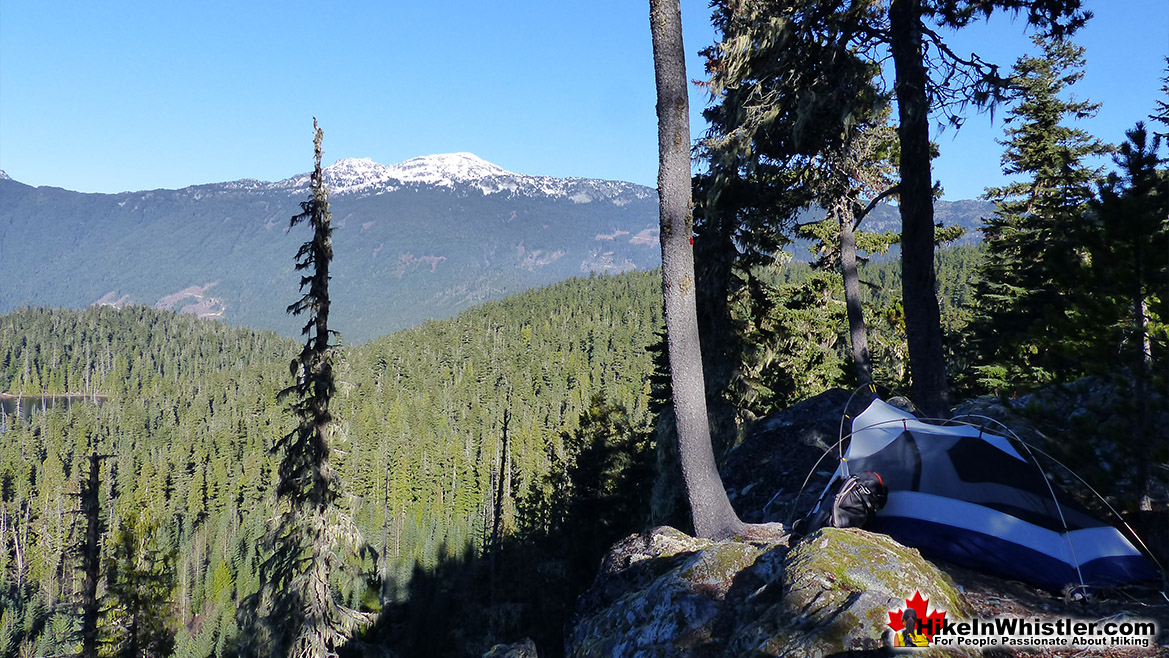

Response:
(817, 395), (1158, 591)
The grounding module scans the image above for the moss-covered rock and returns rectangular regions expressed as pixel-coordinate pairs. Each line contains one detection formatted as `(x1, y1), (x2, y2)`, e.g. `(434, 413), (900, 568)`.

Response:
(568, 526), (787, 658)
(726, 528), (975, 657)
(567, 526), (977, 658)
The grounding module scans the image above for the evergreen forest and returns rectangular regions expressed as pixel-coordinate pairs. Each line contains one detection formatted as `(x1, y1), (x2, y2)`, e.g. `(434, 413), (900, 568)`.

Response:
(0, 271), (671, 657)
(0, 243), (1058, 658)
(2, 1), (1167, 656)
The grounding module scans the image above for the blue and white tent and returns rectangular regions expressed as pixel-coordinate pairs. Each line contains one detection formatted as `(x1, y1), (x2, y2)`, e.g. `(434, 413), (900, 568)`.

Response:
(827, 396), (1157, 591)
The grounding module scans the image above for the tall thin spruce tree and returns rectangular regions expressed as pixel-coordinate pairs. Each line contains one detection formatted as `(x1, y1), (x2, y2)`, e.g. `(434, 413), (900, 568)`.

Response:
(253, 118), (373, 658)
(969, 35), (1108, 390)
(74, 452), (107, 658)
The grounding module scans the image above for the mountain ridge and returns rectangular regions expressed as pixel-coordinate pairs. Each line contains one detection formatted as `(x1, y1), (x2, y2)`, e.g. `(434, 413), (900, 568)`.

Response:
(0, 156), (663, 342)
(0, 157), (992, 343)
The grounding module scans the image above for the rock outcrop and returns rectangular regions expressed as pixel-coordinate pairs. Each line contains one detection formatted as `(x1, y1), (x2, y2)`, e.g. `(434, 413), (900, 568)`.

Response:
(567, 526), (975, 657)
(719, 388), (853, 526)
(482, 637), (539, 658)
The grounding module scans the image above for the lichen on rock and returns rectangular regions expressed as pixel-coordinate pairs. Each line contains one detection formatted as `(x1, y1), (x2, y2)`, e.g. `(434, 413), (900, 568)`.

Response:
(726, 528), (975, 657)
(568, 526), (788, 657)
(568, 526), (977, 658)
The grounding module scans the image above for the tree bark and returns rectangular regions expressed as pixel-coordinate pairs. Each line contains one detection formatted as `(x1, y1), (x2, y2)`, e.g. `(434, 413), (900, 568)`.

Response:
(650, 0), (745, 540)
(889, 0), (948, 417)
(839, 210), (873, 386)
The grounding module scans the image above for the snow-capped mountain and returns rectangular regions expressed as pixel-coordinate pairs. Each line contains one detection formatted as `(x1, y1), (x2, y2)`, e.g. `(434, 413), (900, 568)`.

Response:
(273, 154), (494, 193)
(1, 155), (663, 342)
(380, 152), (513, 185)
(274, 153), (653, 205)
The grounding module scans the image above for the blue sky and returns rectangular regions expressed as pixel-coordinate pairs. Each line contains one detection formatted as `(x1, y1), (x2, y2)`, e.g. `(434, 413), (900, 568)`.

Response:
(0, 1), (1165, 200)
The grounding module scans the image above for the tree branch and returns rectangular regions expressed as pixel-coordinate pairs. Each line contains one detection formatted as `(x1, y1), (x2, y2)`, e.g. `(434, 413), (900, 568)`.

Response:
(852, 183), (900, 231)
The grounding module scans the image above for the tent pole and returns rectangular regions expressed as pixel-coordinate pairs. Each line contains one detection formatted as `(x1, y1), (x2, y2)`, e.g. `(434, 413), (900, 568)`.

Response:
(954, 413), (1166, 576)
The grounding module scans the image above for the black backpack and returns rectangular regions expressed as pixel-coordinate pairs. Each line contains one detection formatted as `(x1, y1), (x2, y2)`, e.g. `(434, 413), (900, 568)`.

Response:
(800, 471), (888, 534)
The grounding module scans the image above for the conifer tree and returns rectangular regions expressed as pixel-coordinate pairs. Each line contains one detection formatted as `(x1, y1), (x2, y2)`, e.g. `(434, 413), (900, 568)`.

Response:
(885, 0), (1089, 415)
(252, 118), (373, 658)
(1152, 58), (1169, 138)
(650, 0), (748, 540)
(693, 0), (1090, 415)
(1085, 123), (1167, 436)
(101, 508), (177, 658)
(74, 452), (106, 658)
(969, 35), (1108, 390)
(1090, 124), (1168, 364)
(704, 0), (1088, 415)
(693, 0), (892, 433)
(794, 116), (902, 387)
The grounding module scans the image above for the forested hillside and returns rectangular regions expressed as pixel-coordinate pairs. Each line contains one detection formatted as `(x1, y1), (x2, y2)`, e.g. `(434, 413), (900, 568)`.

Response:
(0, 307), (296, 656)
(5, 214), (1161, 656)
(0, 242), (997, 656)
(0, 270), (665, 658)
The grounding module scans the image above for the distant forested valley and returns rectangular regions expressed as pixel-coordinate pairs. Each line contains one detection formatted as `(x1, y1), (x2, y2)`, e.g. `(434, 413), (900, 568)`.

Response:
(0, 245), (993, 657)
(2, 270), (664, 657)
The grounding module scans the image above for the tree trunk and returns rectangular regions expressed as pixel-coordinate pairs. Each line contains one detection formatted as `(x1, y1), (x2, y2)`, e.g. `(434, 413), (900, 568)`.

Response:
(490, 407), (510, 605)
(889, 0), (948, 417)
(840, 212), (873, 386)
(1132, 252), (1151, 510)
(78, 453), (103, 658)
(650, 0), (745, 540)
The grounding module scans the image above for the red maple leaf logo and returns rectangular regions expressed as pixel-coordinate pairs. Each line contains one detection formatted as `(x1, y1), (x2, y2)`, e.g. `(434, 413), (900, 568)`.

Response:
(887, 590), (947, 642)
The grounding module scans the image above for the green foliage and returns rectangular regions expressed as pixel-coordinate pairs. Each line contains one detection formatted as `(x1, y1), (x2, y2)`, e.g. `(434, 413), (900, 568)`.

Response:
(0, 306), (291, 658)
(700, 0), (886, 166)
(689, 0), (896, 455)
(0, 265), (664, 658)
(1075, 124), (1169, 501)
(376, 394), (655, 658)
(734, 244), (985, 411)
(101, 508), (178, 658)
(526, 394), (654, 558)
(1083, 124), (1169, 376)
(752, 268), (851, 407)
(249, 120), (374, 658)
(0, 583), (55, 658)
(967, 35), (1109, 391)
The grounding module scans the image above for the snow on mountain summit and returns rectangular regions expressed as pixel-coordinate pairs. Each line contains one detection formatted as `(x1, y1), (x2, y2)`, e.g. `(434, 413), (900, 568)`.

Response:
(318, 158), (396, 193)
(319, 153), (513, 193)
(276, 152), (651, 204)
(387, 153), (513, 185)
